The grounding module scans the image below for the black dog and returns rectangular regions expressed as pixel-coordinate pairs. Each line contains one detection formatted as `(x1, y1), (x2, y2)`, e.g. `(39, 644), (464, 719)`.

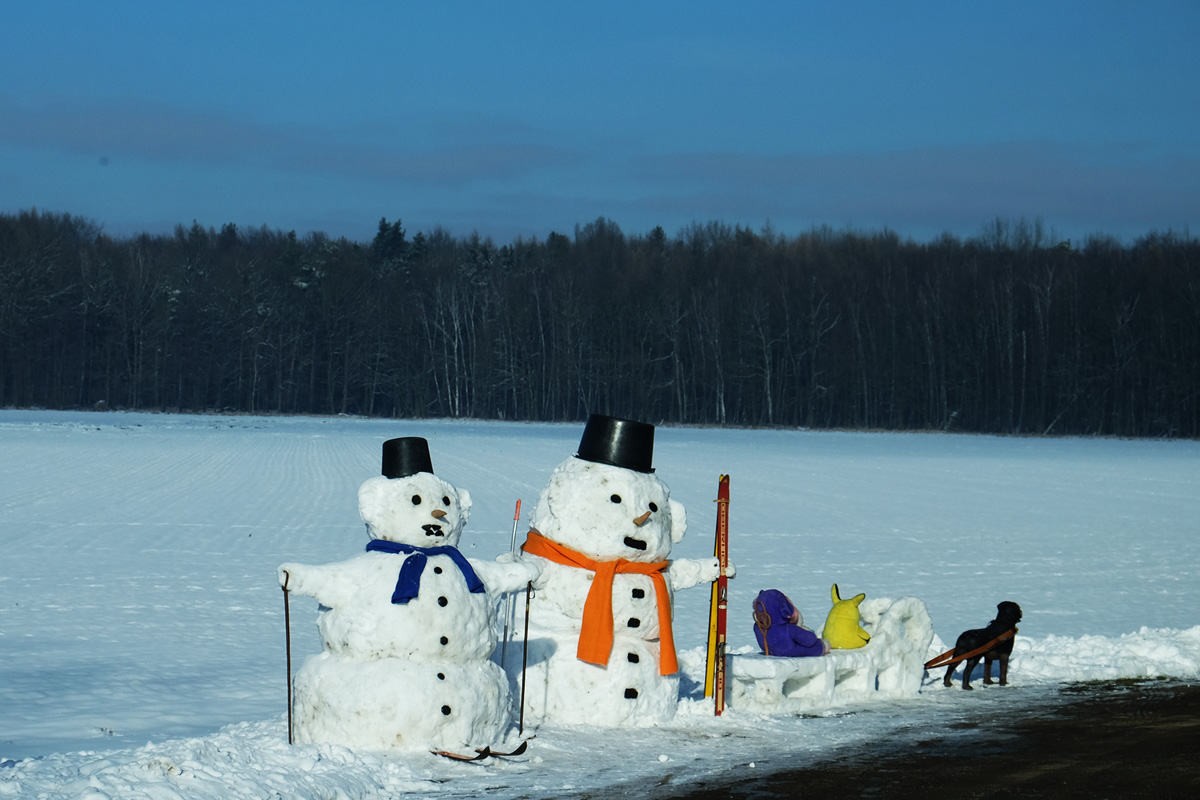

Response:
(943, 601), (1022, 690)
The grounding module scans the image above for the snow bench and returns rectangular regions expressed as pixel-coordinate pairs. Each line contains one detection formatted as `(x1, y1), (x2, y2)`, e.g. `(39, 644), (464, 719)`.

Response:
(727, 596), (933, 715)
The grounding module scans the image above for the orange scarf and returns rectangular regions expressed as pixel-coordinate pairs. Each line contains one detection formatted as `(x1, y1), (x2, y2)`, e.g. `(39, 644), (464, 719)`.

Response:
(522, 530), (678, 675)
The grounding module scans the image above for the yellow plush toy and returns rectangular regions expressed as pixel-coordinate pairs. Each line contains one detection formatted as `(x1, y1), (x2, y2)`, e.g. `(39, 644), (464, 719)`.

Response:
(822, 583), (871, 649)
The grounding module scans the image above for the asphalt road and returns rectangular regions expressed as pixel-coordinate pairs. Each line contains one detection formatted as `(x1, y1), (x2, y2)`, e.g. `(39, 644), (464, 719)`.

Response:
(669, 679), (1200, 800)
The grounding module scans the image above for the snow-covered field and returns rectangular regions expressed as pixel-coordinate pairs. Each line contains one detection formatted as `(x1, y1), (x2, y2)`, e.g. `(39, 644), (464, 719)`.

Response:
(2, 410), (1198, 799)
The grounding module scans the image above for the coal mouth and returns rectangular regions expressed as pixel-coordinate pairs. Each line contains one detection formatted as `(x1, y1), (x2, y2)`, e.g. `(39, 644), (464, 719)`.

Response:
(623, 536), (647, 551)
(422, 524), (445, 537)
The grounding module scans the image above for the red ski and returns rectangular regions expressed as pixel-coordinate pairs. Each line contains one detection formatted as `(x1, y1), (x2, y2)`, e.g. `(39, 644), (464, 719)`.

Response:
(432, 747), (491, 762)
(704, 475), (731, 715)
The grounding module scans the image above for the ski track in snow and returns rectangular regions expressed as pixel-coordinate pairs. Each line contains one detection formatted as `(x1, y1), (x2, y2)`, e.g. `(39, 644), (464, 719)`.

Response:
(1, 410), (1198, 799)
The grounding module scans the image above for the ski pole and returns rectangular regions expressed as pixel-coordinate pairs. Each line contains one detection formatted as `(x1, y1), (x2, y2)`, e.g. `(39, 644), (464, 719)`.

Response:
(282, 570), (293, 745)
(519, 580), (532, 736)
(500, 499), (522, 665)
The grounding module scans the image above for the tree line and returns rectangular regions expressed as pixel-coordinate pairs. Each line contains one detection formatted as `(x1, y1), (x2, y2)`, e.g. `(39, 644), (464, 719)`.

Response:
(2, 208), (1197, 437)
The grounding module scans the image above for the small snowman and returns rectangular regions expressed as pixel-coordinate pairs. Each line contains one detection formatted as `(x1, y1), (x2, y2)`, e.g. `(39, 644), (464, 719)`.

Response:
(515, 415), (729, 727)
(278, 437), (538, 753)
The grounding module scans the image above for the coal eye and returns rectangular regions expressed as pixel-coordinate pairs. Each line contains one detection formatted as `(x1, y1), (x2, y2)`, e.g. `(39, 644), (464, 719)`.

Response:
(411, 495), (422, 506)
(442, 496), (451, 506)
(649, 502), (659, 512)
(610, 494), (622, 504)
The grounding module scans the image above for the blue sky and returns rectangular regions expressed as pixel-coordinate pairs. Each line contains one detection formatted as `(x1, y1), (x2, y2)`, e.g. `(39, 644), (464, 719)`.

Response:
(2, 1), (1197, 244)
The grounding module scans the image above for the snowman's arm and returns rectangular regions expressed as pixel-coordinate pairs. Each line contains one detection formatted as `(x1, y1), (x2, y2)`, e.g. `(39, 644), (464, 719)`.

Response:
(667, 557), (736, 591)
(278, 561), (357, 607)
(470, 556), (542, 595)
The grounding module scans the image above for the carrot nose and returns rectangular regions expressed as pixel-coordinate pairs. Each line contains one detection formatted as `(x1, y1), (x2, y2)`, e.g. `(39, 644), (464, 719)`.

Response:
(431, 509), (448, 519)
(632, 510), (652, 527)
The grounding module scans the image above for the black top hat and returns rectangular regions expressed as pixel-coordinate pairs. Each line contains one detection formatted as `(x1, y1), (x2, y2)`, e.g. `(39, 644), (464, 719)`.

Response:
(575, 414), (655, 473)
(381, 437), (434, 479)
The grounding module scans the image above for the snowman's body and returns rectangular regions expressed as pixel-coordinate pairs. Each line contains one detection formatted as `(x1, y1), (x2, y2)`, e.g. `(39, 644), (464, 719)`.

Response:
(280, 468), (537, 753)
(516, 454), (720, 727)
(297, 548), (500, 662)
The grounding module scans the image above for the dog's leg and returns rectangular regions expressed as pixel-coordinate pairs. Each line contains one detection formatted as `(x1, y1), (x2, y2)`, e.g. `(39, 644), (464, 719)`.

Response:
(943, 663), (955, 687)
(997, 652), (1010, 686)
(961, 656), (981, 689)
(983, 654), (996, 685)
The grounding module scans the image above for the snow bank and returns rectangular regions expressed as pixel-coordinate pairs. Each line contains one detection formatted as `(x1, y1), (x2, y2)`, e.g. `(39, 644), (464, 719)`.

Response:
(1012, 625), (1200, 684)
(0, 720), (437, 800)
(4, 627), (1198, 800)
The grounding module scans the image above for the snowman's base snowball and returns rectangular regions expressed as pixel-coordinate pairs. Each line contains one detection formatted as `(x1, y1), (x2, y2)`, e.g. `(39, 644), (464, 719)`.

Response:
(292, 652), (511, 752)
(516, 635), (679, 727)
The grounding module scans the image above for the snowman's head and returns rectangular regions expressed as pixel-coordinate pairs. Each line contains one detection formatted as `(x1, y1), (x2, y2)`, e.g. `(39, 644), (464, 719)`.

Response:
(530, 456), (685, 562)
(358, 473), (472, 548)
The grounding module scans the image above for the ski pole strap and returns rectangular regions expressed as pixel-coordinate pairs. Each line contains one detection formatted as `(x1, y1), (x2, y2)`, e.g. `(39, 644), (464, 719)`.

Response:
(521, 529), (677, 675)
(753, 600), (772, 656)
(924, 627), (1017, 670)
(365, 539), (484, 603)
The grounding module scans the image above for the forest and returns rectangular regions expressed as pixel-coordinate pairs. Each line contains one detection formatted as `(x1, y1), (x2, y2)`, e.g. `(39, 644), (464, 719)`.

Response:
(2, 208), (1197, 437)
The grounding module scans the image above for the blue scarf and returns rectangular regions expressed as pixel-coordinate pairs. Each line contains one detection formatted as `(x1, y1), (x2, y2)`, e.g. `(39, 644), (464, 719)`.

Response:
(365, 539), (485, 604)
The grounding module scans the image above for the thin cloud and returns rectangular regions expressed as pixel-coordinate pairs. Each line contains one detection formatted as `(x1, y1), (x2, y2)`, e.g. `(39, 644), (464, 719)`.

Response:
(627, 141), (1200, 237)
(0, 94), (582, 187)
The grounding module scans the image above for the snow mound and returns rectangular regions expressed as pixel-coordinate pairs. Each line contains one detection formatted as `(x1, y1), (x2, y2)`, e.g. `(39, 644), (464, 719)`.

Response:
(1013, 625), (1200, 683)
(0, 720), (438, 800)
(5, 627), (1198, 800)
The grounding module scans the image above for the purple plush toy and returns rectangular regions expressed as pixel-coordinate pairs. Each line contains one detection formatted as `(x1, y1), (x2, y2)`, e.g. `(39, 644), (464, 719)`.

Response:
(753, 589), (830, 657)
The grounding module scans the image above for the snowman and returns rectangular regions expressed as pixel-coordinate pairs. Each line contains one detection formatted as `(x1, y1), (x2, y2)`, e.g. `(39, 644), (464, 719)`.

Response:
(514, 415), (729, 727)
(278, 437), (539, 753)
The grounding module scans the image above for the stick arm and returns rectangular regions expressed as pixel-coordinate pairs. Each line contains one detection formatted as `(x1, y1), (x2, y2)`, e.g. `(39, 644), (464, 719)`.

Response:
(668, 556), (736, 591)
(471, 555), (543, 595)
(277, 561), (356, 607)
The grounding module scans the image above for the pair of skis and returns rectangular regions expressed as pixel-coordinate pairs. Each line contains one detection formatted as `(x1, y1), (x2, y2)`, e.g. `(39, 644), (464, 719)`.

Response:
(432, 739), (529, 762)
(704, 475), (731, 716)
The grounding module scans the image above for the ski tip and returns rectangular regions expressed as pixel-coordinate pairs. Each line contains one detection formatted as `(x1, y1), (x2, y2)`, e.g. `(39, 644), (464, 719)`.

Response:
(484, 740), (529, 757)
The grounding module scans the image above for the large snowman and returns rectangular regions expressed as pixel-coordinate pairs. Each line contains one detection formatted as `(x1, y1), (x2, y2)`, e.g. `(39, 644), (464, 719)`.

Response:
(515, 415), (727, 727)
(278, 437), (538, 753)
